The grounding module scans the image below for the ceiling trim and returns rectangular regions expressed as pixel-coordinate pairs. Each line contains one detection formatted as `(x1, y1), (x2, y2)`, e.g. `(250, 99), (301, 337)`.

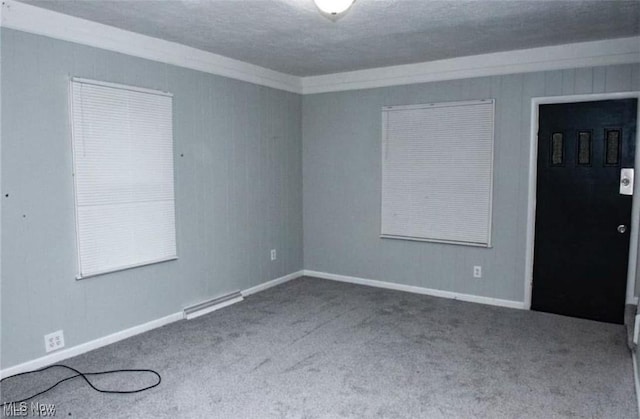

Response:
(0, 0), (303, 94)
(301, 37), (640, 94)
(1, 0), (638, 96)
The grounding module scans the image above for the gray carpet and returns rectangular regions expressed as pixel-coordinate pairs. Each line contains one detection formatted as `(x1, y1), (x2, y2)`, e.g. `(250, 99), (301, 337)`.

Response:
(1, 277), (636, 418)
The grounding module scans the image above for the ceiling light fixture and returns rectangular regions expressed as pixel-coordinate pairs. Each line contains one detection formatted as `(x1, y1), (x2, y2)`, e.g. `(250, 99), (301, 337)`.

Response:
(314, 0), (355, 19)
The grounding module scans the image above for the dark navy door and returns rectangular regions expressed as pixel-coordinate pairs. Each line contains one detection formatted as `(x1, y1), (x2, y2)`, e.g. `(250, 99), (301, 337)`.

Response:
(532, 99), (637, 324)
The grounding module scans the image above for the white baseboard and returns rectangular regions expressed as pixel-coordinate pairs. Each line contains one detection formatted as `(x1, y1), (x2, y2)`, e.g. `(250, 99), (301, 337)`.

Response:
(303, 270), (526, 310)
(0, 270), (304, 379)
(242, 270), (304, 297)
(2, 269), (519, 377)
(0, 312), (183, 379)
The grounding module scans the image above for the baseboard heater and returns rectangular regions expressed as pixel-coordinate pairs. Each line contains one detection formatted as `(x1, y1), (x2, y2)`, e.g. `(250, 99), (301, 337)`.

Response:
(183, 291), (244, 320)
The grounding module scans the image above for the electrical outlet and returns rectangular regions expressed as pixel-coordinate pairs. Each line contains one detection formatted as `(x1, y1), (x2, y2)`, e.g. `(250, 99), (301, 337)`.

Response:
(44, 330), (65, 353)
(270, 249), (277, 261)
(473, 266), (482, 278)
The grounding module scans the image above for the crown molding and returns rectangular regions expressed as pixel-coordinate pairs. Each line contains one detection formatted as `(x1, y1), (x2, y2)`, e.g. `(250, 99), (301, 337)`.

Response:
(0, 0), (303, 94)
(1, 0), (638, 96)
(301, 37), (640, 94)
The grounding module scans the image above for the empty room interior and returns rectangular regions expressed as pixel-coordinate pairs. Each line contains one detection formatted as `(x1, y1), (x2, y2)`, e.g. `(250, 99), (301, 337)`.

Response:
(2, 0), (640, 417)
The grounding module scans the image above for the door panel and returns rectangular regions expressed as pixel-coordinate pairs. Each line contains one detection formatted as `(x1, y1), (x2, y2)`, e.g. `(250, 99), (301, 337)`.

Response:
(532, 99), (637, 324)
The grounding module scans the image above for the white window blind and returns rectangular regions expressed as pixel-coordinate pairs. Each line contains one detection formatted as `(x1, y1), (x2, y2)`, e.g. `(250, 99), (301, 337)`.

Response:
(381, 99), (495, 247)
(70, 78), (177, 278)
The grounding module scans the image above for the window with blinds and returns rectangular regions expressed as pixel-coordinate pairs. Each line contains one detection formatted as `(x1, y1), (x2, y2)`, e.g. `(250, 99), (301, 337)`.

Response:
(70, 78), (177, 278)
(381, 99), (495, 247)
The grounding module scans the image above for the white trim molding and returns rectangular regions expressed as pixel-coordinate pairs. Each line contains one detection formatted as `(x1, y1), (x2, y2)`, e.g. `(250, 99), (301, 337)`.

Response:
(2, 0), (639, 96)
(0, 270), (304, 379)
(304, 270), (525, 310)
(633, 352), (640, 418)
(525, 92), (640, 310)
(0, 312), (183, 380)
(302, 37), (640, 94)
(0, 0), (302, 93)
(242, 270), (304, 297)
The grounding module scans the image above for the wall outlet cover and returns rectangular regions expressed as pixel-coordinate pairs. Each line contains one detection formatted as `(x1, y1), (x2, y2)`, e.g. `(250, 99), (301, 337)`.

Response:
(44, 330), (65, 353)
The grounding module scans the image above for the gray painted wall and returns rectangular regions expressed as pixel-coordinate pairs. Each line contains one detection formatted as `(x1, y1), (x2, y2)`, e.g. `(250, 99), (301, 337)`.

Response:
(303, 64), (640, 303)
(1, 28), (303, 368)
(2, 26), (640, 370)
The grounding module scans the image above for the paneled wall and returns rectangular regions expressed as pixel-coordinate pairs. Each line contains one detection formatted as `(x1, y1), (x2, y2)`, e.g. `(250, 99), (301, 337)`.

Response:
(2, 25), (639, 370)
(1, 28), (303, 368)
(303, 64), (640, 303)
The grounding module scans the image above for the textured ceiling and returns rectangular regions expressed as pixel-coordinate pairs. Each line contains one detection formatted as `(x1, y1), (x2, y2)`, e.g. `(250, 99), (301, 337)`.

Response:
(20, 0), (640, 76)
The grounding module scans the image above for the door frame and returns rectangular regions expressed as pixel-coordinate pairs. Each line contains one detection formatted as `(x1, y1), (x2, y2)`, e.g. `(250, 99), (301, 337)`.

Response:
(524, 91), (640, 310)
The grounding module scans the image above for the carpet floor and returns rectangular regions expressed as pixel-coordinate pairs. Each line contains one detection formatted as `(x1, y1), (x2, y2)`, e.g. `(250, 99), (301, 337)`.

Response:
(1, 277), (636, 418)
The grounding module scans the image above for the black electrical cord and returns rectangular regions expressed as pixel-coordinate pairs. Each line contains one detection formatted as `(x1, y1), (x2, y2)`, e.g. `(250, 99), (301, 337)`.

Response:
(0, 364), (161, 404)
